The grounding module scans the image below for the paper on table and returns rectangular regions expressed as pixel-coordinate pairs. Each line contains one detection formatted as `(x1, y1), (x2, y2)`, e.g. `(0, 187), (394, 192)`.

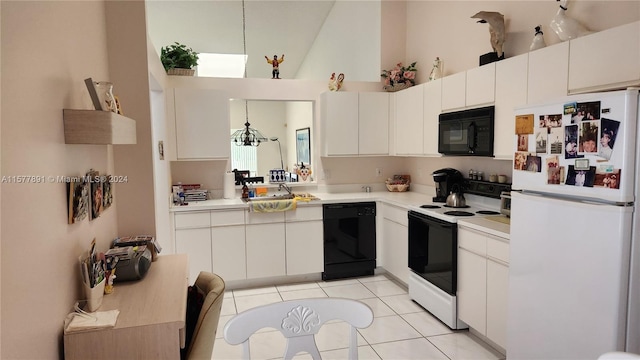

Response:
(64, 310), (120, 334)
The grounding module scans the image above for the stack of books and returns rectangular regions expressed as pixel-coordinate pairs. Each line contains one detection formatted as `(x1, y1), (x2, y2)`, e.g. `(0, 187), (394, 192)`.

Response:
(184, 189), (207, 202)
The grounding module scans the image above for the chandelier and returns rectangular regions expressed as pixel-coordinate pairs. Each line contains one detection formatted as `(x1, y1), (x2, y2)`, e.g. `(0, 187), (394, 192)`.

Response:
(229, 0), (266, 147)
(231, 100), (267, 146)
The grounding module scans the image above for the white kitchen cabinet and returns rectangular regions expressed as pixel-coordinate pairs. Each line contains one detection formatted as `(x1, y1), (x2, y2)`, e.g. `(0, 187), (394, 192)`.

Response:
(457, 225), (509, 349)
(527, 41), (569, 104)
(568, 21), (640, 94)
(210, 209), (246, 281)
(285, 206), (323, 275)
(175, 227), (212, 283)
(466, 63), (496, 107)
(321, 91), (359, 156)
(381, 204), (409, 285)
(423, 79), (442, 156)
(359, 92), (389, 155)
(395, 84), (424, 155)
(173, 87), (230, 160)
(441, 72), (466, 111)
(494, 54), (528, 159)
(245, 223), (286, 278)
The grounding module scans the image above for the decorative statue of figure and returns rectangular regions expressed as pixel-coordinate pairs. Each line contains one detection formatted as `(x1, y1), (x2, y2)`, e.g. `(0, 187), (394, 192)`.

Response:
(264, 54), (285, 79)
(329, 73), (345, 91)
(549, 0), (591, 41)
(471, 11), (506, 58)
(428, 57), (442, 81)
(529, 25), (547, 51)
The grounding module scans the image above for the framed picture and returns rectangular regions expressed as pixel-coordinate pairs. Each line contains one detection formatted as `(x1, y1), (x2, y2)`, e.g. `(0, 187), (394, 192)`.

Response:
(296, 127), (311, 165)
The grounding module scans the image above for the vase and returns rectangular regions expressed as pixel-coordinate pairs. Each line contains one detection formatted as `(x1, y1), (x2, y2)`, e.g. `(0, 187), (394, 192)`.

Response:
(167, 68), (196, 76)
(383, 83), (412, 92)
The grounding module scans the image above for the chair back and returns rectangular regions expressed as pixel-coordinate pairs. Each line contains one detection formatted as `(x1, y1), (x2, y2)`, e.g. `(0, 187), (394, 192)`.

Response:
(223, 297), (373, 360)
(185, 272), (225, 360)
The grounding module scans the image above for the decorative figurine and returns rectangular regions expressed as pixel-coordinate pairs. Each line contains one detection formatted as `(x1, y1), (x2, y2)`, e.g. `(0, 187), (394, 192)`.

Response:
(296, 162), (312, 182)
(328, 72), (345, 91)
(265, 54), (285, 79)
(471, 11), (506, 58)
(428, 57), (442, 81)
(550, 0), (591, 41)
(529, 25), (547, 51)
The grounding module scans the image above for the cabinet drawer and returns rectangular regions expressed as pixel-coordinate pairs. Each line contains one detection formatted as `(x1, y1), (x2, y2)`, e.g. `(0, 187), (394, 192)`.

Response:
(487, 237), (509, 264)
(174, 211), (210, 229)
(210, 209), (245, 226)
(382, 204), (407, 226)
(246, 211), (285, 224)
(285, 206), (322, 222)
(458, 228), (487, 255)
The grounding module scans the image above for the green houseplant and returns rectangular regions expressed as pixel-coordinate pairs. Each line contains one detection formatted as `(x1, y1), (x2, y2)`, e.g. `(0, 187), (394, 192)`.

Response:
(160, 42), (199, 76)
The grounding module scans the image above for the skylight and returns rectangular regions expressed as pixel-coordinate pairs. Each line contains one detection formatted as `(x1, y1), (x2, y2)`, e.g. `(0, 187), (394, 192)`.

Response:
(197, 53), (247, 78)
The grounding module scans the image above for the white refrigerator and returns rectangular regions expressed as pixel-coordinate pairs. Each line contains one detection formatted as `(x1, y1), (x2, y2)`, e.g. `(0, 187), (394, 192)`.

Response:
(507, 89), (640, 359)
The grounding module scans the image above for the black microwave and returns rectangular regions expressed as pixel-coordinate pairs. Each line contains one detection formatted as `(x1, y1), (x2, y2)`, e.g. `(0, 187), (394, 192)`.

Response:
(438, 106), (495, 156)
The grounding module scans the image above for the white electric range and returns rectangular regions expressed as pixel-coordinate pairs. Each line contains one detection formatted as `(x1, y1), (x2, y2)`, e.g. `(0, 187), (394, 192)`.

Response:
(407, 180), (510, 329)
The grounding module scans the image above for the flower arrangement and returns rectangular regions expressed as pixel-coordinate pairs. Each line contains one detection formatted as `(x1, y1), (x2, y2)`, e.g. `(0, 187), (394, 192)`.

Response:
(381, 62), (417, 91)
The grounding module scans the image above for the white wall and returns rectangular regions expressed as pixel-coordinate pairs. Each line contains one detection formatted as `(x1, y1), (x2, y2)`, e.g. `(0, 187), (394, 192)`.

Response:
(1, 2), (118, 358)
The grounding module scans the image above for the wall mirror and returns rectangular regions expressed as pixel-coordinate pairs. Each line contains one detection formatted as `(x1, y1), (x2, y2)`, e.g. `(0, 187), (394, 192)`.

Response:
(229, 99), (314, 183)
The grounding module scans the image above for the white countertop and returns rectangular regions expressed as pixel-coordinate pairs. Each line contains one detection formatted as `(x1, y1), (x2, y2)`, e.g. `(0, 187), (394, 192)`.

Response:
(170, 189), (509, 236)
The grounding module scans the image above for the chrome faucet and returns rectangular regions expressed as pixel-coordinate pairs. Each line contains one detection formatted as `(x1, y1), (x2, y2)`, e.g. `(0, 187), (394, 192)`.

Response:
(278, 183), (292, 195)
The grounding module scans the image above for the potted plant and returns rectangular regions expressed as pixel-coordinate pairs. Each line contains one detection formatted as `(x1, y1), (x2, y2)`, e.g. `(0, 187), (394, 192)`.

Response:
(160, 42), (199, 76)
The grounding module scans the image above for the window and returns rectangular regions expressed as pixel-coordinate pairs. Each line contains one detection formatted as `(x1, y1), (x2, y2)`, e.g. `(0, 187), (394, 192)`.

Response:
(230, 130), (258, 176)
(197, 53), (247, 78)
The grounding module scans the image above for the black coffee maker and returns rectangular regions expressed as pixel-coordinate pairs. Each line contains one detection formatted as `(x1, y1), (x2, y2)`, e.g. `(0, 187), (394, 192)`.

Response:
(432, 168), (463, 202)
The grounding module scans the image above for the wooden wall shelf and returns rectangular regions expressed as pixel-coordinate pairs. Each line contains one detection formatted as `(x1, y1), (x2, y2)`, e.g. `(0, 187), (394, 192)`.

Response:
(63, 109), (137, 145)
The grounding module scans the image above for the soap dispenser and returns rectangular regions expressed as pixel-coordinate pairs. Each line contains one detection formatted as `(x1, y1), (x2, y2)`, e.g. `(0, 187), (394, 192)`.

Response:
(241, 182), (249, 199)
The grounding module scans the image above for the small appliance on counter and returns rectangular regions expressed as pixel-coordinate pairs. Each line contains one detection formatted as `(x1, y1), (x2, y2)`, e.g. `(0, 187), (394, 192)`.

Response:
(105, 245), (152, 282)
(432, 168), (464, 202)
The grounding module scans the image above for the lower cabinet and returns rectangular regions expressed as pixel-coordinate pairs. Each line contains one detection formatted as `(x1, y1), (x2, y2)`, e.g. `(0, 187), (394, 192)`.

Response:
(246, 223), (286, 278)
(175, 227), (212, 283)
(381, 204), (409, 284)
(211, 225), (246, 281)
(457, 226), (509, 349)
(286, 220), (323, 275)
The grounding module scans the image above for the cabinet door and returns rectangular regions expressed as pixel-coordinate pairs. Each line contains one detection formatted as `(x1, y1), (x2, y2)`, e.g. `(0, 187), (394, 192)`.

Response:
(487, 259), (509, 349)
(527, 42), (569, 104)
(245, 223), (286, 278)
(359, 92), (389, 155)
(321, 92), (359, 156)
(382, 218), (409, 285)
(211, 225), (246, 281)
(494, 54), (528, 159)
(395, 85), (424, 155)
(174, 88), (230, 160)
(175, 227), (212, 283)
(423, 79), (442, 156)
(466, 63), (496, 107)
(285, 220), (323, 275)
(457, 247), (487, 335)
(568, 21), (640, 94)
(441, 72), (466, 111)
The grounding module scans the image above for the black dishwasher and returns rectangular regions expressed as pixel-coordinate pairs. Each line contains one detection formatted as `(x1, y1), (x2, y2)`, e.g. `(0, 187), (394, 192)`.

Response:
(322, 202), (376, 280)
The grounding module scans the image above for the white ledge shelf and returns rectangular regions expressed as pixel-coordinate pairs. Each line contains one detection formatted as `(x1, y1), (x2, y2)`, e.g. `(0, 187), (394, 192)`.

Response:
(63, 109), (137, 145)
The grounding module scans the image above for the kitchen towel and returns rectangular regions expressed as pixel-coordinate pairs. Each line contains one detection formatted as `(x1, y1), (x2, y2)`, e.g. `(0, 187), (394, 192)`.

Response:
(249, 199), (297, 213)
(223, 171), (236, 199)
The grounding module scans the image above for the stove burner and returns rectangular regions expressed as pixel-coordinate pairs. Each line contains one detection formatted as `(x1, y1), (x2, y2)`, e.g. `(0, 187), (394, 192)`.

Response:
(444, 205), (470, 209)
(420, 205), (441, 209)
(443, 211), (475, 217)
(477, 210), (500, 215)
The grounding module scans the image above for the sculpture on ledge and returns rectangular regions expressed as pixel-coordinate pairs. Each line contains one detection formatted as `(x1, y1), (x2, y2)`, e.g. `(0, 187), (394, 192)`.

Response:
(265, 54), (285, 79)
(529, 25), (547, 51)
(549, 0), (591, 41)
(328, 72), (344, 91)
(471, 11), (506, 65)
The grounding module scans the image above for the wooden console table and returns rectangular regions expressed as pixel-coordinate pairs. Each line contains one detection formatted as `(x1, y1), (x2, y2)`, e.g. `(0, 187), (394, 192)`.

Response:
(64, 254), (189, 359)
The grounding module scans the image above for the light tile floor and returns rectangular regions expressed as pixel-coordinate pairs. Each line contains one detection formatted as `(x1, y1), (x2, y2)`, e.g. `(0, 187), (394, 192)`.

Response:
(213, 274), (505, 360)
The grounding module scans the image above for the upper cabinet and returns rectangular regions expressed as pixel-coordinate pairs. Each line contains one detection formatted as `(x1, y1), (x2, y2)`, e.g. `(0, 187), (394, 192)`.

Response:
(395, 84), (424, 155)
(466, 63), (496, 107)
(494, 54), (528, 159)
(527, 41), (569, 104)
(441, 64), (495, 112)
(63, 110), (137, 145)
(321, 91), (389, 156)
(423, 79), (442, 156)
(173, 87), (230, 160)
(568, 21), (640, 94)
